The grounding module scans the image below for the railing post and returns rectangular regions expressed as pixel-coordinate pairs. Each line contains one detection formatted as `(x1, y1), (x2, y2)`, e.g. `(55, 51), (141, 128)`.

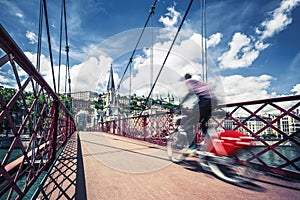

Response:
(51, 100), (59, 164)
(143, 116), (147, 141)
(63, 113), (69, 146)
(106, 122), (109, 133)
(113, 120), (116, 134)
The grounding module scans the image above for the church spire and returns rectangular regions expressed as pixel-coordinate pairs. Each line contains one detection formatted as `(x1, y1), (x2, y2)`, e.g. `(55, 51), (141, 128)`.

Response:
(107, 64), (115, 92)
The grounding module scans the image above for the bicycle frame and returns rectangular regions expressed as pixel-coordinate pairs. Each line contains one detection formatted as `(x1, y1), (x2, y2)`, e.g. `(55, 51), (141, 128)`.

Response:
(202, 130), (254, 157)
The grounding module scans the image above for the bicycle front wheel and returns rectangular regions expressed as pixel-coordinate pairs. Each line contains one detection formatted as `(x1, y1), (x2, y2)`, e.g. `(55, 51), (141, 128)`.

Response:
(167, 131), (189, 163)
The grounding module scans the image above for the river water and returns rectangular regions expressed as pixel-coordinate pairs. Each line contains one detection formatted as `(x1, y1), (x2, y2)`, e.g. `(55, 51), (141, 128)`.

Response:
(248, 146), (300, 170)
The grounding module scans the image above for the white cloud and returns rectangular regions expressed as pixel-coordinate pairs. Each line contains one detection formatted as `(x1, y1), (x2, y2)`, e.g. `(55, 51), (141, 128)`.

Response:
(16, 12), (23, 19)
(291, 84), (300, 95)
(218, 32), (259, 69)
(64, 23), (220, 103)
(73, 27), (218, 97)
(222, 74), (275, 103)
(256, 0), (300, 40)
(24, 52), (55, 86)
(0, 73), (14, 88)
(218, 0), (300, 70)
(188, 32), (222, 49)
(221, 74), (299, 116)
(71, 55), (113, 93)
(19, 51), (115, 94)
(117, 31), (224, 102)
(254, 40), (270, 51)
(0, 52), (53, 92)
(3, 30), (222, 102)
(26, 31), (38, 44)
(121, 46), (191, 99)
(157, 5), (182, 40)
(159, 5), (181, 28)
(207, 33), (223, 47)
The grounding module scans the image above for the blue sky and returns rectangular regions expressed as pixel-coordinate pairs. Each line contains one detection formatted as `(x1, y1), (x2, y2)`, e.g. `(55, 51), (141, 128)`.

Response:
(0, 0), (300, 104)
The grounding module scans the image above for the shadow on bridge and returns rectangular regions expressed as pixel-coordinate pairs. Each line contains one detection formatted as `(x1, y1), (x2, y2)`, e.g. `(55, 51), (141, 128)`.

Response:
(177, 157), (300, 192)
(33, 133), (87, 200)
(179, 159), (265, 192)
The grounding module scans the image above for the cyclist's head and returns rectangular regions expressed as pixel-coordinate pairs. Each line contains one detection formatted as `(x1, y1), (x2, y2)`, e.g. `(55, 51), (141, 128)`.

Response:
(184, 73), (192, 80)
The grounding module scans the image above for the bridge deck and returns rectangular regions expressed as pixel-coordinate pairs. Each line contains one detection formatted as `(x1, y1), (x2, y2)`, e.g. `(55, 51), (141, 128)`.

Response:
(36, 131), (300, 200)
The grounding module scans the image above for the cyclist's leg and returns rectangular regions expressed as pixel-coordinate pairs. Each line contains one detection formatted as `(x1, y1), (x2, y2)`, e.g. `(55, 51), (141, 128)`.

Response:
(181, 107), (200, 149)
(198, 99), (213, 151)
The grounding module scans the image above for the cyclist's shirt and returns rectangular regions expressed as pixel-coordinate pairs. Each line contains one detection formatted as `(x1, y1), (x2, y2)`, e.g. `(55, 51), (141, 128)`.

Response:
(185, 79), (211, 99)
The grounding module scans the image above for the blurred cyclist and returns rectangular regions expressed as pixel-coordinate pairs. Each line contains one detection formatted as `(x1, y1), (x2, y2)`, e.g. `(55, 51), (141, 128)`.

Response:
(179, 73), (217, 155)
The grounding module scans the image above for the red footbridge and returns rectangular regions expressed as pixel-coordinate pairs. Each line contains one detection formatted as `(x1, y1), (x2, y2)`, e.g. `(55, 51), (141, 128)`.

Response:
(1, 12), (300, 200)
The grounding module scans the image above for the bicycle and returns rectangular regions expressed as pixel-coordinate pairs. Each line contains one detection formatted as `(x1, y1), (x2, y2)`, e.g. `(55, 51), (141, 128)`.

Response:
(167, 112), (258, 184)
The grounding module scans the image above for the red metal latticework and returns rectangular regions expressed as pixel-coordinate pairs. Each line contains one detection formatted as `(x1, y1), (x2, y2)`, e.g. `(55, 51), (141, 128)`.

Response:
(216, 95), (300, 178)
(92, 95), (300, 179)
(0, 25), (75, 199)
(95, 113), (177, 146)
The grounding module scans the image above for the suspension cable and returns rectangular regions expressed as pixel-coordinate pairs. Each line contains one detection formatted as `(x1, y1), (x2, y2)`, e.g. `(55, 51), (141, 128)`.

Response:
(57, 0), (71, 110)
(150, 3), (154, 111)
(200, 0), (208, 83)
(36, 0), (43, 73)
(58, 0), (63, 94)
(116, 0), (157, 92)
(63, 0), (71, 101)
(204, 0), (208, 83)
(129, 61), (132, 97)
(64, 50), (67, 96)
(137, 0), (194, 118)
(32, 0), (45, 165)
(42, 0), (56, 93)
(200, 0), (204, 82)
(63, 0), (71, 109)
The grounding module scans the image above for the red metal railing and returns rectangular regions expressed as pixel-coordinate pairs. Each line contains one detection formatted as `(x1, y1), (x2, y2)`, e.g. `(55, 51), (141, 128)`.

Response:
(93, 95), (300, 179)
(92, 112), (175, 146)
(0, 25), (75, 199)
(217, 95), (300, 178)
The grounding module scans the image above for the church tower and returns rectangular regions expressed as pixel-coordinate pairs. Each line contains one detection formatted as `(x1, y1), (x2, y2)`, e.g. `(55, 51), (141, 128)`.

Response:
(107, 64), (115, 105)
(104, 64), (118, 121)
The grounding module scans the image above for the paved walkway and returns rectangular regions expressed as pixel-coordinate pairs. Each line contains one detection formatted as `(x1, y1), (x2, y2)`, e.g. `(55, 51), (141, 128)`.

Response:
(36, 131), (300, 199)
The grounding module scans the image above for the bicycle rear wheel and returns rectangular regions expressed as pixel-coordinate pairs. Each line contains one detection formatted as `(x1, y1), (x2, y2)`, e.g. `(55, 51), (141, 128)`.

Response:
(167, 131), (189, 163)
(207, 158), (258, 184)
(208, 162), (244, 183)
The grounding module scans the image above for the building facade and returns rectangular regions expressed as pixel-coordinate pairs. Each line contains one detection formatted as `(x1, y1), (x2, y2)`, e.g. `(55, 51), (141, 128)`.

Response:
(222, 110), (299, 140)
(71, 91), (99, 130)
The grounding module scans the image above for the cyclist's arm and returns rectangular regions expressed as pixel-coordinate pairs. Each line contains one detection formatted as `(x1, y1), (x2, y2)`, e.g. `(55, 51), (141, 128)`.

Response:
(180, 92), (192, 105)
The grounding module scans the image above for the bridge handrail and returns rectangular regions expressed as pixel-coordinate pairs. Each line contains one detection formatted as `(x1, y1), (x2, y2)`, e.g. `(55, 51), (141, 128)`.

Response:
(218, 94), (300, 107)
(0, 25), (58, 102)
(0, 24), (75, 199)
